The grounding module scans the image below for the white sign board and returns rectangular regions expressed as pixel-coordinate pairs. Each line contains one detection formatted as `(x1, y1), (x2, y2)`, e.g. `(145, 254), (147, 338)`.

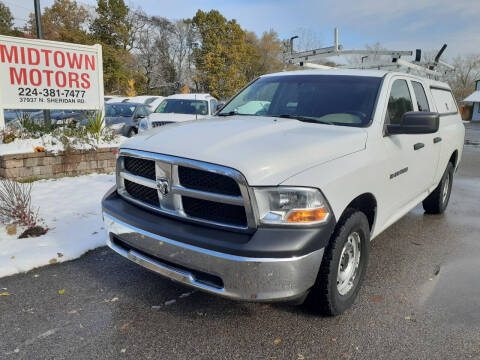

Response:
(0, 35), (104, 128)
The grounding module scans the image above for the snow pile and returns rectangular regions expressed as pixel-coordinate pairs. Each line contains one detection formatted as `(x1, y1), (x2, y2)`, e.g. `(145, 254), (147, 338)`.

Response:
(0, 174), (115, 278)
(0, 133), (126, 155)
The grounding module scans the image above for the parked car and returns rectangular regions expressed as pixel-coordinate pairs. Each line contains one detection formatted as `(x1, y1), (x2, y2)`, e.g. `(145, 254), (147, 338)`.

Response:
(28, 109), (90, 127)
(105, 97), (130, 103)
(102, 69), (464, 315)
(138, 93), (220, 133)
(4, 109), (41, 126)
(105, 102), (151, 137)
(125, 96), (165, 111)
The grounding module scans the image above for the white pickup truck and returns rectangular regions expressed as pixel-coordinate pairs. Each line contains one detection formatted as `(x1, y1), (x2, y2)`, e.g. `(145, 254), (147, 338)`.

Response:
(102, 69), (465, 315)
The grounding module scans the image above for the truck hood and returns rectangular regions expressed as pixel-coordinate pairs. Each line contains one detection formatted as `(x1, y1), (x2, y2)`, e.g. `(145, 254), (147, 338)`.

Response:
(148, 113), (209, 123)
(123, 116), (368, 185)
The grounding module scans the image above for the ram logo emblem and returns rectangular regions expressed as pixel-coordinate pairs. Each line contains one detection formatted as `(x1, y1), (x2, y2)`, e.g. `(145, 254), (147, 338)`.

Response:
(156, 177), (170, 197)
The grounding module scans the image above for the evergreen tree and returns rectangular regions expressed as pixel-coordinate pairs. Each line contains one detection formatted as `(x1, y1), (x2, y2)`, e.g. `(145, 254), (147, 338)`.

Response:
(90, 0), (129, 49)
(192, 10), (253, 99)
(90, 0), (135, 94)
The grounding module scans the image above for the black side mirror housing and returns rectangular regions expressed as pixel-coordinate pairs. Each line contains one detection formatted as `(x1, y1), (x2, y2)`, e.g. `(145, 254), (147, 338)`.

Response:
(215, 103), (225, 113)
(387, 111), (439, 135)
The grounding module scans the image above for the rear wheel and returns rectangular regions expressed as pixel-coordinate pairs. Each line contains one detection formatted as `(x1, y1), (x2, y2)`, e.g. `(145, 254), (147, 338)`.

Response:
(423, 162), (454, 214)
(305, 210), (370, 316)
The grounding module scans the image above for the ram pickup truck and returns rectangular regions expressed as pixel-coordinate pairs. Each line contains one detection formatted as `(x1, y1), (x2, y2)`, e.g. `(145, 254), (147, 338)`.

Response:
(102, 69), (465, 315)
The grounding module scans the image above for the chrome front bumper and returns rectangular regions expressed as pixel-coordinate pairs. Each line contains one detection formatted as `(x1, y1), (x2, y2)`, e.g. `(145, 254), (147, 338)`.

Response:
(103, 213), (324, 301)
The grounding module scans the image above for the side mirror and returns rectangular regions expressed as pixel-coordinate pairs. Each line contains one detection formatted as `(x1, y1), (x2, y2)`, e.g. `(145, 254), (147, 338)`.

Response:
(386, 112), (439, 135)
(215, 103), (225, 113)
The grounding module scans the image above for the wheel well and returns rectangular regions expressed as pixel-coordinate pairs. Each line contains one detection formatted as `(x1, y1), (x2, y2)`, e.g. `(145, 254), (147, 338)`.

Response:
(341, 193), (377, 230)
(449, 150), (458, 167)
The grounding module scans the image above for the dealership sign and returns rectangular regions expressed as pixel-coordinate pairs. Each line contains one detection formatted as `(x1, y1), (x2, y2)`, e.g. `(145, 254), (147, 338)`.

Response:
(0, 35), (104, 127)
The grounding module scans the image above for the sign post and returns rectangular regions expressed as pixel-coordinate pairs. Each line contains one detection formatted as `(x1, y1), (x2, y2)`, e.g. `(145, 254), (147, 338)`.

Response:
(34, 0), (51, 127)
(0, 35), (104, 129)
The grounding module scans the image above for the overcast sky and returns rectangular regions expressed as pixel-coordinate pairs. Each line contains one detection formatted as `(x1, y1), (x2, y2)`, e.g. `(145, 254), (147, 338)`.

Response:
(7, 0), (480, 60)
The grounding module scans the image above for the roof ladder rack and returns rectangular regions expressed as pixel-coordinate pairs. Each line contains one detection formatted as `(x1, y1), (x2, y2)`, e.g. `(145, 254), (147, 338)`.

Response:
(286, 28), (455, 78)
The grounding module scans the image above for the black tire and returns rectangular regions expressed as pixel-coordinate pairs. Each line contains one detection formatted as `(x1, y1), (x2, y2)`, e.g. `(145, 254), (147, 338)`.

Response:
(126, 127), (137, 138)
(305, 209), (370, 316)
(422, 162), (454, 214)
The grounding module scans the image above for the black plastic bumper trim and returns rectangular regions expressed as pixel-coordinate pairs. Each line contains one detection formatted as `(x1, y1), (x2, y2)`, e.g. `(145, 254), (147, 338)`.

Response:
(102, 186), (336, 258)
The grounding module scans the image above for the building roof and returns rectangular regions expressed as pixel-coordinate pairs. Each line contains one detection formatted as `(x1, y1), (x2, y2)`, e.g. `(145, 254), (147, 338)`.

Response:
(463, 91), (480, 103)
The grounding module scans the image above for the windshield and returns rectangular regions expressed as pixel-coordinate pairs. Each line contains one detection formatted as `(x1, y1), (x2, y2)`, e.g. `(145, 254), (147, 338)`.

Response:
(155, 99), (208, 115)
(218, 75), (382, 126)
(106, 104), (136, 117)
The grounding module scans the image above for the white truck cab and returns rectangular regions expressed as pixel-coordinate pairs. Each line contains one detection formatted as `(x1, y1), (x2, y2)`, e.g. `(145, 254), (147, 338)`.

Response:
(102, 69), (464, 315)
(138, 93), (219, 133)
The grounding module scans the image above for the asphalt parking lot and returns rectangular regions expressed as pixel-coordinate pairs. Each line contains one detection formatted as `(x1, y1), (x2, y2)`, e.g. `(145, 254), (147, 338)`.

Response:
(1, 146), (480, 360)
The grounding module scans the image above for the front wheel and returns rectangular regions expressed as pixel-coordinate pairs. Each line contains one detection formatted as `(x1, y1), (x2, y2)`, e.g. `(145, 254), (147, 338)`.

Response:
(305, 210), (370, 316)
(422, 162), (454, 214)
(126, 127), (137, 138)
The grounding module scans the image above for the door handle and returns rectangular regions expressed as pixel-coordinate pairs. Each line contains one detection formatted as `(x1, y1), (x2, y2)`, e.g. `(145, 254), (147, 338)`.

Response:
(414, 142), (425, 150)
(433, 137), (442, 144)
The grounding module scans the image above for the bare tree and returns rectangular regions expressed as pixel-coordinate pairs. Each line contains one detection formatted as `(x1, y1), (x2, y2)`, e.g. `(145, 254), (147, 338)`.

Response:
(291, 27), (322, 52)
(446, 54), (480, 101)
(170, 20), (196, 88)
(125, 7), (149, 51)
(346, 42), (392, 65)
(133, 15), (177, 94)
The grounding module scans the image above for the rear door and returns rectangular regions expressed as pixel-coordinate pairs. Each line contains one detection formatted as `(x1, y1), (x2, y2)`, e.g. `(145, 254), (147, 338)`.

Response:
(410, 80), (441, 189)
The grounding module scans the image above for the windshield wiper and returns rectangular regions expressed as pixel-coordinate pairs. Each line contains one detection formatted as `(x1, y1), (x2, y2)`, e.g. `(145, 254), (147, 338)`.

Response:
(270, 114), (332, 125)
(217, 111), (237, 117)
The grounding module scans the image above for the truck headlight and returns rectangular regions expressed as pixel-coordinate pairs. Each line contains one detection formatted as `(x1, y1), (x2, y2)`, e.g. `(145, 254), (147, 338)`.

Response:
(139, 118), (149, 131)
(253, 187), (330, 225)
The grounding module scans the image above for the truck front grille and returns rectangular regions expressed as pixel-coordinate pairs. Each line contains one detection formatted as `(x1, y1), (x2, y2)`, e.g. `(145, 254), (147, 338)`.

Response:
(124, 179), (159, 207)
(116, 149), (255, 231)
(178, 166), (241, 196)
(152, 121), (173, 128)
(124, 157), (155, 180)
(182, 196), (247, 227)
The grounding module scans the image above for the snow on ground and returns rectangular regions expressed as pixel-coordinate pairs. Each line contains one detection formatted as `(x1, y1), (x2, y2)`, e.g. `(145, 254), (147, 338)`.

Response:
(0, 173), (115, 278)
(0, 134), (126, 155)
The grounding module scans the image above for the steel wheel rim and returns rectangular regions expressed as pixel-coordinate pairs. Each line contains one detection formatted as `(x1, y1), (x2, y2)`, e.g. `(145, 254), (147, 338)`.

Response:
(337, 232), (361, 296)
(442, 173), (450, 204)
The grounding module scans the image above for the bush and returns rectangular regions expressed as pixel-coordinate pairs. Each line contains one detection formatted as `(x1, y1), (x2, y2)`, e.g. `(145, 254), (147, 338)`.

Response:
(20, 112), (51, 138)
(3, 110), (117, 152)
(2, 130), (16, 144)
(0, 179), (44, 231)
(86, 111), (105, 136)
